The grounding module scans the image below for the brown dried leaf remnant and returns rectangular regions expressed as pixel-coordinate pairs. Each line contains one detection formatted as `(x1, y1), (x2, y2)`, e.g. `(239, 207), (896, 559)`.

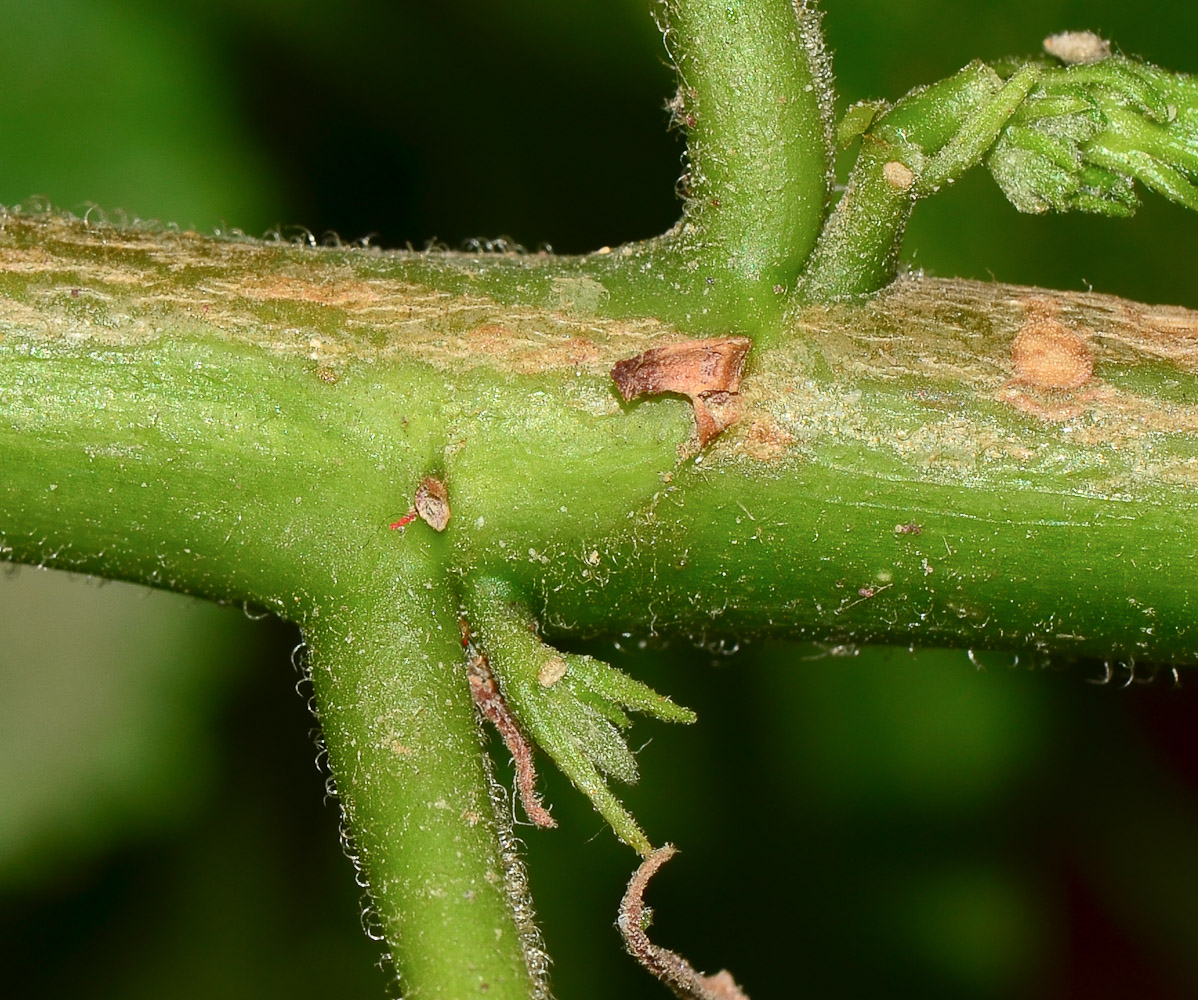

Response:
(611, 337), (752, 446)
(618, 845), (749, 1000)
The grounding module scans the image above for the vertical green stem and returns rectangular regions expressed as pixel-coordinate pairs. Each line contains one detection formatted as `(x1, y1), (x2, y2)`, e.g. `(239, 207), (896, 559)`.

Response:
(658, 0), (833, 301)
(791, 140), (918, 302)
(305, 563), (543, 1000)
(796, 61), (1038, 302)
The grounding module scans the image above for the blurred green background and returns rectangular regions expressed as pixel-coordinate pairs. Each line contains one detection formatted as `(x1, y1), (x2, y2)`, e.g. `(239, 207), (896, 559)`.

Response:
(3, 2), (1198, 998)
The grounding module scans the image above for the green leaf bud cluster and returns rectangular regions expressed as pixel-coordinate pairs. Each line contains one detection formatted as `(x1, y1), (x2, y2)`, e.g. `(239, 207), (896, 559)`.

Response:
(988, 53), (1198, 215)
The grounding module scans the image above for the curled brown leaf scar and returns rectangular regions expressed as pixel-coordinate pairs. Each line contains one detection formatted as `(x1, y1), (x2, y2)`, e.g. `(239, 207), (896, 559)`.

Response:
(611, 337), (752, 446)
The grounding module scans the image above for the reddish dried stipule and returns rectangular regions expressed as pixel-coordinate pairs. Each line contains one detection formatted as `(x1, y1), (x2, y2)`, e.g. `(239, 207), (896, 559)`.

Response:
(460, 621), (556, 830)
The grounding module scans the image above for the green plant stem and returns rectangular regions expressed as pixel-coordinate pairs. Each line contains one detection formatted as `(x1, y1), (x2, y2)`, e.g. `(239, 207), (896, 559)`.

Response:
(2, 216), (1197, 657)
(801, 51), (1198, 302)
(324, 2), (832, 337)
(917, 66), (1041, 195)
(3, 214), (1195, 653)
(791, 139), (917, 304)
(0, 330), (540, 995)
(305, 577), (542, 998)
(4, 215), (1198, 995)
(797, 61), (1026, 301)
(651, 0), (833, 326)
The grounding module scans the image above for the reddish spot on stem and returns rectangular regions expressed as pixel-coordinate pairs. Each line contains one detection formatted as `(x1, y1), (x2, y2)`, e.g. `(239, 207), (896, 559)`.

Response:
(388, 475), (452, 532)
(1011, 314), (1092, 390)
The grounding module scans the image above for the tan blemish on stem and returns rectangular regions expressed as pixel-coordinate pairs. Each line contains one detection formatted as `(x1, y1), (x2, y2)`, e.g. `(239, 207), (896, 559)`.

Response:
(1000, 304), (1096, 421)
(882, 161), (915, 190)
(998, 386), (1093, 422)
(611, 337), (752, 446)
(537, 656), (568, 688)
(465, 322), (602, 369)
(1010, 313), (1093, 390)
(1116, 302), (1198, 368)
(733, 415), (795, 462)
(236, 272), (389, 309)
(0, 214), (701, 379)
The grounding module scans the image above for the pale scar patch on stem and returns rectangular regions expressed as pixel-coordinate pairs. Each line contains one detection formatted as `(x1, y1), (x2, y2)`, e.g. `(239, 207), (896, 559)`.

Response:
(998, 302), (1101, 421)
(729, 414), (795, 462)
(235, 272), (388, 309)
(464, 322), (602, 370)
(882, 160), (915, 190)
(611, 337), (752, 446)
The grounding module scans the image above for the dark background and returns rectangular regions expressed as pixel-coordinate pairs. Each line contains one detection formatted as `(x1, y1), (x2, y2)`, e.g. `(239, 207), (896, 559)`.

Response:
(3, 2), (1198, 998)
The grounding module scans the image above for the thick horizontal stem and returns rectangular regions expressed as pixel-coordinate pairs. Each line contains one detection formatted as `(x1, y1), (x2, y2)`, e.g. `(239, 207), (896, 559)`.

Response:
(1, 213), (1196, 662)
